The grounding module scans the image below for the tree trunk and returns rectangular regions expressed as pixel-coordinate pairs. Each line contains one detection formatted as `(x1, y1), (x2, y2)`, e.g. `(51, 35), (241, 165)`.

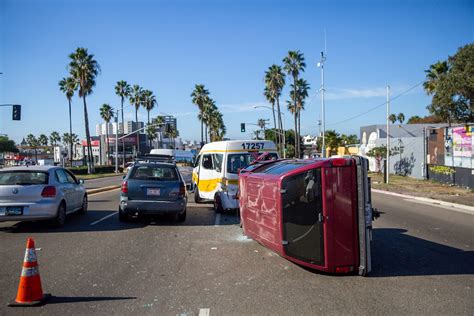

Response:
(297, 110), (301, 157)
(83, 96), (94, 173)
(135, 108), (140, 155)
(68, 98), (73, 167)
(147, 110), (151, 148)
(106, 128), (109, 165)
(294, 112), (298, 158)
(121, 97), (125, 169)
(205, 125), (208, 143)
(200, 119), (204, 146)
(276, 97), (283, 156)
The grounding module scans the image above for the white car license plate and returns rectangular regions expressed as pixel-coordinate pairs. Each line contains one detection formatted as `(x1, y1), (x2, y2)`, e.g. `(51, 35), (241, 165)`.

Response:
(0, 206), (23, 216)
(147, 188), (161, 196)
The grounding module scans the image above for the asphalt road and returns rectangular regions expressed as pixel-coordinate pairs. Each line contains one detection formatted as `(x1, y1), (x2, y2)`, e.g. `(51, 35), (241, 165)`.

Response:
(0, 190), (472, 315)
(83, 175), (124, 190)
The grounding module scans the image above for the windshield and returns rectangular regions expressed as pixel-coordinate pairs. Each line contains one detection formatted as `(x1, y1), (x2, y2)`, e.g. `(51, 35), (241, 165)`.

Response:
(226, 153), (278, 174)
(0, 171), (49, 185)
(130, 165), (178, 181)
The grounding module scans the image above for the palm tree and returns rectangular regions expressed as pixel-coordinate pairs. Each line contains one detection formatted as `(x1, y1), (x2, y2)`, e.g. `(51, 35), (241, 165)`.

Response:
(49, 131), (61, 147)
(423, 61), (449, 95)
(145, 124), (158, 148)
(191, 84), (210, 146)
(26, 134), (39, 163)
(388, 114), (397, 124)
(62, 133), (79, 162)
(397, 113), (405, 124)
(59, 76), (77, 167)
(38, 134), (48, 147)
(100, 103), (114, 165)
(264, 65), (286, 154)
(68, 47), (100, 174)
(155, 116), (165, 148)
(129, 84), (144, 155)
(283, 50), (306, 157)
(291, 78), (310, 147)
(115, 80), (131, 168)
(142, 89), (157, 147)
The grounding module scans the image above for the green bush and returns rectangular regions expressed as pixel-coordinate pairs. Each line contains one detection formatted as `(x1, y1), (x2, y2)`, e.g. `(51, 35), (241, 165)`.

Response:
(69, 165), (122, 175)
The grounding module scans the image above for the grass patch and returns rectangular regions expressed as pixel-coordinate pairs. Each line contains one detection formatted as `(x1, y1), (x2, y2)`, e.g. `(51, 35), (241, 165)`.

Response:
(369, 172), (474, 206)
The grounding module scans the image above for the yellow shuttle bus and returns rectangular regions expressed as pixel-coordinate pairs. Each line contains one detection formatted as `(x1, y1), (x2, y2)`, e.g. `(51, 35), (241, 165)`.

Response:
(192, 140), (278, 211)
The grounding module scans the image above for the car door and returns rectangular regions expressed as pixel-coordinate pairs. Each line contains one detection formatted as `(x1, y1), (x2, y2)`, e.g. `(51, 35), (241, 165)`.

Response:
(55, 169), (76, 212)
(64, 169), (82, 210)
(198, 153), (219, 200)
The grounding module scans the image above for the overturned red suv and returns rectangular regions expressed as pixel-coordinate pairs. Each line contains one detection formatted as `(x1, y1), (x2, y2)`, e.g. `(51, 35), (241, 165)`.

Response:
(238, 156), (376, 276)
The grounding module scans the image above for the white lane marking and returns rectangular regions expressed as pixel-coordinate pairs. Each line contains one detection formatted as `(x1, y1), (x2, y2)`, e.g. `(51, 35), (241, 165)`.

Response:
(199, 308), (210, 316)
(214, 213), (221, 226)
(90, 212), (118, 226)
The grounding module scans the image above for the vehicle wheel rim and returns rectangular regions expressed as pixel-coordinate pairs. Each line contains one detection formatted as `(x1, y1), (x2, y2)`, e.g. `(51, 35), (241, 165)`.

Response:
(83, 197), (88, 211)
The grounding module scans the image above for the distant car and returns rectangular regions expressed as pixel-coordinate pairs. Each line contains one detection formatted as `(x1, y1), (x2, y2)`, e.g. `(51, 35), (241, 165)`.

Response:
(119, 160), (187, 222)
(0, 166), (87, 227)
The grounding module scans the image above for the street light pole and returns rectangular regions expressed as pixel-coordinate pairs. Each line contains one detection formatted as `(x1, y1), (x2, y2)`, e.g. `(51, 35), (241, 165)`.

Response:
(386, 85), (390, 184)
(318, 52), (326, 158)
(115, 109), (119, 173)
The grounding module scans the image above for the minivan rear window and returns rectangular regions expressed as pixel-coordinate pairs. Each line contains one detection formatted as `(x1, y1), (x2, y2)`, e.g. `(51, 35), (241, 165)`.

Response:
(130, 165), (178, 181)
(0, 171), (49, 185)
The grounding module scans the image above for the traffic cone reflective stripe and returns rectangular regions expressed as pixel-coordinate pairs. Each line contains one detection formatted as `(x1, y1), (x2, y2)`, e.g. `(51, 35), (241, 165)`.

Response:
(9, 238), (51, 307)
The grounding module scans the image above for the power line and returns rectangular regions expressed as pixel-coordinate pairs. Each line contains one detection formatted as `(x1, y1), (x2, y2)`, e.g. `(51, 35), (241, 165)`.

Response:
(326, 81), (424, 127)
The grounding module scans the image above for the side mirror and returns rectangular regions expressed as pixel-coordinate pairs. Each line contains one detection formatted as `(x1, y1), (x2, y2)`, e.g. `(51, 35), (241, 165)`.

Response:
(78, 179), (85, 185)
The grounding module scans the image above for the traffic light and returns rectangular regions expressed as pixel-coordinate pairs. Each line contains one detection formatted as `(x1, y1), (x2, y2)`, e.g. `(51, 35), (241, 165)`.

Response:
(240, 123), (245, 133)
(12, 104), (21, 121)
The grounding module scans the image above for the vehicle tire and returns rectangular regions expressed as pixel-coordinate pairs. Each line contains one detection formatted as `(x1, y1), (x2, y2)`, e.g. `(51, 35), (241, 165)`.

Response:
(118, 208), (129, 222)
(194, 186), (202, 203)
(78, 195), (88, 215)
(177, 208), (187, 222)
(213, 194), (223, 213)
(54, 202), (66, 228)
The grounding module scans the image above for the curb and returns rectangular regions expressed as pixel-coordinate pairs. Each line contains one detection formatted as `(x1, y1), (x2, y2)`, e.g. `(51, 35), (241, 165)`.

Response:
(87, 185), (121, 195)
(371, 189), (474, 214)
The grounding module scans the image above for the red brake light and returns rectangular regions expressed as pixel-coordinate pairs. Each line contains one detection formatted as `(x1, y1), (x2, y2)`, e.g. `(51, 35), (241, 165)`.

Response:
(121, 181), (128, 194)
(41, 186), (56, 198)
(179, 183), (186, 197)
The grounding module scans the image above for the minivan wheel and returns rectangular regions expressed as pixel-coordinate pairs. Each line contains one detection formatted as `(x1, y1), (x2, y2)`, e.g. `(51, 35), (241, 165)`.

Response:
(194, 186), (202, 203)
(213, 194), (223, 213)
(78, 195), (88, 214)
(54, 202), (66, 227)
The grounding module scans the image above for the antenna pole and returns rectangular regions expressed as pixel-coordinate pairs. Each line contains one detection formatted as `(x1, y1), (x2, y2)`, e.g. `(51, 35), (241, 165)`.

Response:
(320, 51), (326, 158)
(386, 85), (390, 184)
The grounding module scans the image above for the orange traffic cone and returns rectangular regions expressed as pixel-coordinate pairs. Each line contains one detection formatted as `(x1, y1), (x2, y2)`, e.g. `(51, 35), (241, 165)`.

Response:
(9, 238), (51, 306)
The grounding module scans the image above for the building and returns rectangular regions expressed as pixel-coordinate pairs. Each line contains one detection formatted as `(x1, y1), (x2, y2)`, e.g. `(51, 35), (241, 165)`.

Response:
(96, 121), (145, 137)
(359, 123), (446, 179)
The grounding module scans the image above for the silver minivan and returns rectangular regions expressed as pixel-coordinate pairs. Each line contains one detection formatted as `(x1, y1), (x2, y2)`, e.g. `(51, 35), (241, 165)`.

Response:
(0, 166), (87, 227)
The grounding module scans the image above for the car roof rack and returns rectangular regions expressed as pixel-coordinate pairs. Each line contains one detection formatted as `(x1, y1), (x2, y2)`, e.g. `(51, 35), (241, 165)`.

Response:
(135, 154), (176, 164)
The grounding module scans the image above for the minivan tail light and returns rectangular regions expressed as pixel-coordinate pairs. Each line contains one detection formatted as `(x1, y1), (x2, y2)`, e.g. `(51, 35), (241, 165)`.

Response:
(331, 158), (351, 167)
(121, 181), (128, 194)
(179, 183), (186, 197)
(41, 186), (56, 198)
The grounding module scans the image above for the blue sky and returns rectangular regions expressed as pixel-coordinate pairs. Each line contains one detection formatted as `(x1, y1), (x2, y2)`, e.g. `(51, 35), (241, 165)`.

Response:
(1, 0), (472, 143)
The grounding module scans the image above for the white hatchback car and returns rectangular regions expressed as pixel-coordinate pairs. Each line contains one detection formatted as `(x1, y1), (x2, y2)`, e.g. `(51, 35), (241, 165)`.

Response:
(0, 166), (87, 227)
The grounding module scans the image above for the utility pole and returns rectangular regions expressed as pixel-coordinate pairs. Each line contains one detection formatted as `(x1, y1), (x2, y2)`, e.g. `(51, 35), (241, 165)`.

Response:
(115, 109), (119, 173)
(318, 52), (326, 158)
(386, 85), (390, 184)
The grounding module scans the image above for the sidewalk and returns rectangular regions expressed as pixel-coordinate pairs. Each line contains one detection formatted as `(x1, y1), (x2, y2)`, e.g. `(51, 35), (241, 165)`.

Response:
(369, 173), (474, 207)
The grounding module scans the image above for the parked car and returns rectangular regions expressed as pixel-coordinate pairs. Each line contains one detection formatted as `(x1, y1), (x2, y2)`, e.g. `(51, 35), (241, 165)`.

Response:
(119, 159), (187, 222)
(0, 166), (87, 227)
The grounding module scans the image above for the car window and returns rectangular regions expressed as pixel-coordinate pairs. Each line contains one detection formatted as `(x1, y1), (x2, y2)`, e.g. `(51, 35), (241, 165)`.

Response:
(213, 154), (223, 173)
(0, 171), (49, 185)
(64, 170), (77, 184)
(131, 165), (178, 181)
(55, 169), (69, 184)
(227, 153), (279, 174)
(202, 154), (214, 170)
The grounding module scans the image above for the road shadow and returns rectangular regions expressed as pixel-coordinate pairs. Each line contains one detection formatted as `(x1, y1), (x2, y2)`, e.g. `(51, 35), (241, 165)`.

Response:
(47, 295), (136, 304)
(371, 228), (474, 277)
